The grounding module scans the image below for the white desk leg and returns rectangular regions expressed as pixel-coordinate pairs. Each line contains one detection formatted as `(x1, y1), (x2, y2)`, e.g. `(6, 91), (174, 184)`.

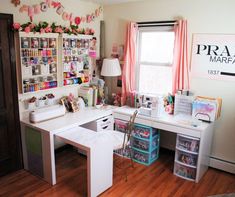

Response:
(41, 132), (56, 185)
(88, 142), (113, 197)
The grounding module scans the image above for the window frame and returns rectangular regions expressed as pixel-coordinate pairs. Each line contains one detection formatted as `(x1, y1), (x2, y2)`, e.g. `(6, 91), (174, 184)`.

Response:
(135, 25), (175, 94)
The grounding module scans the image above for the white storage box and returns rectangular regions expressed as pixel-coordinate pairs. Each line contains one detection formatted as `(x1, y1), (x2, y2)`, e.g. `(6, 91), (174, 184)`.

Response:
(81, 115), (114, 132)
(29, 104), (66, 123)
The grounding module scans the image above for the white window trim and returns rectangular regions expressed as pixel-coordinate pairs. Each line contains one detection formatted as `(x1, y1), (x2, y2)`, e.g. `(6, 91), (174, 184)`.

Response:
(135, 25), (174, 94)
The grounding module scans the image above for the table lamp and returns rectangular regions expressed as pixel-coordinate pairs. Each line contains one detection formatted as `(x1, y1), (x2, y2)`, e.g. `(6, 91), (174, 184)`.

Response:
(101, 58), (121, 103)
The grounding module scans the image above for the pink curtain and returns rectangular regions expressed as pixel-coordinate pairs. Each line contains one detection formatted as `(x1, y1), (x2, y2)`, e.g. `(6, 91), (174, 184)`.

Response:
(122, 22), (138, 105)
(172, 20), (190, 94)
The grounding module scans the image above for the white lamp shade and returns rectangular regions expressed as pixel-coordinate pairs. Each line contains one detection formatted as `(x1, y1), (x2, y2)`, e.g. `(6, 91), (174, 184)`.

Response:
(101, 58), (121, 76)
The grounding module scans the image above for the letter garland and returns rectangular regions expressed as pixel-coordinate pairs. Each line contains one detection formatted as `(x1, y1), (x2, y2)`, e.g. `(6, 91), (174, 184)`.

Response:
(17, 0), (103, 24)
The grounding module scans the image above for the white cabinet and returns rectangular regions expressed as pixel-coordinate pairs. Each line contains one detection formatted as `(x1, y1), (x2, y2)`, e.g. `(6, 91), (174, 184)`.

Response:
(62, 34), (92, 86)
(19, 32), (59, 94)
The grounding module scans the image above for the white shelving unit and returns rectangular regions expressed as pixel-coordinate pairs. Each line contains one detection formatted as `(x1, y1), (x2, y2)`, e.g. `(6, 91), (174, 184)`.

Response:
(62, 34), (92, 87)
(19, 32), (59, 94)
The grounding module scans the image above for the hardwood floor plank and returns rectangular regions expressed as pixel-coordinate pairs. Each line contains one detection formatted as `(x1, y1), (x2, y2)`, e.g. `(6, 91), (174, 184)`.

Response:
(0, 148), (234, 197)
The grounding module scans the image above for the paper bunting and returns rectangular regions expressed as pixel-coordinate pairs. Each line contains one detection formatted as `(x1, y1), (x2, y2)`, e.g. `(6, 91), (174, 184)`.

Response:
(17, 0), (103, 24)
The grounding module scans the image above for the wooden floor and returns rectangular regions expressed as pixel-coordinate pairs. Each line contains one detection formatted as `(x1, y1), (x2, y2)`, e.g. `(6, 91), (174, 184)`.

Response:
(0, 147), (235, 197)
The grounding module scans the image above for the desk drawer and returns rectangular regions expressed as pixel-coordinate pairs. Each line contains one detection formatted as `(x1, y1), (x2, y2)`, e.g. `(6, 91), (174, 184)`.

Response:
(131, 135), (159, 152)
(81, 115), (114, 132)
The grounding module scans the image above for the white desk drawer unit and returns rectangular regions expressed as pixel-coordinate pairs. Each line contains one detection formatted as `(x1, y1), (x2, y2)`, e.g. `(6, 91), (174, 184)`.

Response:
(81, 115), (114, 132)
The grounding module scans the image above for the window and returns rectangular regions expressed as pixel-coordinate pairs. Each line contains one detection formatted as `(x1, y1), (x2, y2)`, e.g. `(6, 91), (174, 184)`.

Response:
(136, 26), (175, 95)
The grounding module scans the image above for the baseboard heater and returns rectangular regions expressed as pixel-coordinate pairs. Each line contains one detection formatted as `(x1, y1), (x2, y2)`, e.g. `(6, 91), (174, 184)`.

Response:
(210, 156), (235, 174)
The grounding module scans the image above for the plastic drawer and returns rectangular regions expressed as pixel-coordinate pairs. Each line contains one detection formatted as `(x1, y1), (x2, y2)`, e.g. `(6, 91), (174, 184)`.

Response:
(115, 119), (128, 133)
(132, 148), (159, 166)
(174, 163), (196, 181)
(131, 135), (159, 152)
(177, 135), (200, 153)
(176, 150), (198, 167)
(133, 124), (158, 139)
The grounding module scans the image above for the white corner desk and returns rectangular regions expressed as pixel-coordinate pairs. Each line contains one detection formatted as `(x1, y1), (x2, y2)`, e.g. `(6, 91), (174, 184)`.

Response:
(20, 106), (214, 196)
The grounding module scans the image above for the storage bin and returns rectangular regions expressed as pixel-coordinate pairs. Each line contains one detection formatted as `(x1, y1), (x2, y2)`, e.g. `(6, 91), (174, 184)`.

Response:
(177, 135), (199, 153)
(174, 163), (196, 181)
(176, 150), (198, 167)
(114, 119), (128, 133)
(132, 124), (158, 139)
(132, 147), (159, 166)
(131, 135), (159, 152)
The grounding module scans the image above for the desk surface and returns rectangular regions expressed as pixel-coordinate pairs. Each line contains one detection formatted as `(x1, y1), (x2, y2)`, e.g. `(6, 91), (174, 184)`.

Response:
(21, 105), (116, 134)
(113, 106), (210, 132)
(21, 105), (211, 135)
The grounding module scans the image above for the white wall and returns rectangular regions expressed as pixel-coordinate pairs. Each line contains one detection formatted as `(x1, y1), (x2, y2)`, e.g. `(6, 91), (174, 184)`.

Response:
(0, 0), (103, 119)
(103, 0), (235, 164)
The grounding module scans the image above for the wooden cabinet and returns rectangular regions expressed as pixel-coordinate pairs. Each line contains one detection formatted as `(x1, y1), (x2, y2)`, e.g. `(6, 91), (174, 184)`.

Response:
(19, 32), (59, 94)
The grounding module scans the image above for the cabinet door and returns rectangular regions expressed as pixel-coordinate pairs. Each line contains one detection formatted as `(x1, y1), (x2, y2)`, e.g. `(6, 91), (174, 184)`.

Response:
(0, 14), (22, 176)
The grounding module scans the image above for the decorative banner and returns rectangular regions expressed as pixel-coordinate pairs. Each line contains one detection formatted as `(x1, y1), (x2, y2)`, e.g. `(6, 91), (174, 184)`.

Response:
(191, 34), (235, 81)
(17, 0), (102, 24)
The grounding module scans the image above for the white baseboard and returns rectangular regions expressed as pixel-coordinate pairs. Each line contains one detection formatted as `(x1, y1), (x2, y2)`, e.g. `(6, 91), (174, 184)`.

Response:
(210, 157), (235, 174)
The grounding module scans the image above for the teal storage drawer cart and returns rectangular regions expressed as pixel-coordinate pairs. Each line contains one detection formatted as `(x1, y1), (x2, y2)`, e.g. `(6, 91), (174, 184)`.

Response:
(131, 123), (160, 166)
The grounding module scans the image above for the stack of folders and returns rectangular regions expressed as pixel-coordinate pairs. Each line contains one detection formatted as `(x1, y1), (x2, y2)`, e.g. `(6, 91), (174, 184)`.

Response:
(192, 96), (222, 122)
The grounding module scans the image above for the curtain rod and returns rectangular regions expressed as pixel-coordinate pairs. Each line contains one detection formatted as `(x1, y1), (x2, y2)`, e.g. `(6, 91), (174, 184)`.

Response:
(137, 20), (177, 27)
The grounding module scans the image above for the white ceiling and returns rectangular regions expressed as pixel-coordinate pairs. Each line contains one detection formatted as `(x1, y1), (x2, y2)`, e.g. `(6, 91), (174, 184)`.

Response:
(86, 0), (143, 5)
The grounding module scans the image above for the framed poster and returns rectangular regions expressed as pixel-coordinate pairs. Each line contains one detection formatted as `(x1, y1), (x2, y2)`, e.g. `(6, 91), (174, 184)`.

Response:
(191, 34), (235, 81)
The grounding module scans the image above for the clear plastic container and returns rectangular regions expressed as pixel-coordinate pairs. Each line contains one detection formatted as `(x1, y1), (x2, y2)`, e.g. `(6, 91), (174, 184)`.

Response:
(177, 135), (199, 153)
(176, 150), (198, 167)
(114, 119), (128, 133)
(131, 136), (159, 152)
(132, 148), (158, 165)
(174, 163), (196, 180)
